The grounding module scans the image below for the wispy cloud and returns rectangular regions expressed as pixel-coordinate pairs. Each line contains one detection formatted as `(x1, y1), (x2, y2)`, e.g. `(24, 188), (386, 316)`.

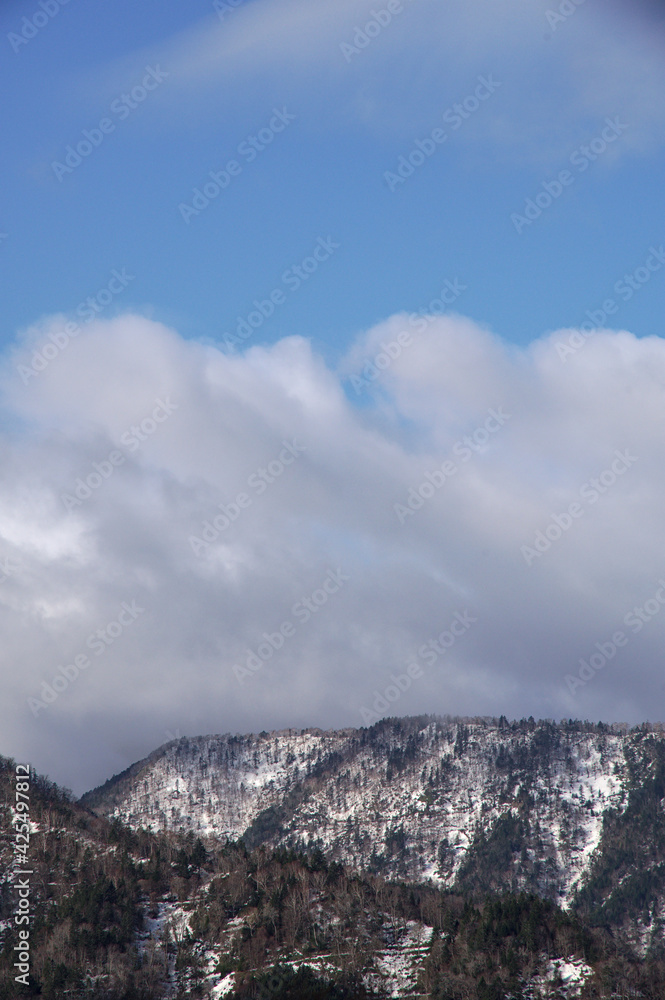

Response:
(52, 0), (665, 167)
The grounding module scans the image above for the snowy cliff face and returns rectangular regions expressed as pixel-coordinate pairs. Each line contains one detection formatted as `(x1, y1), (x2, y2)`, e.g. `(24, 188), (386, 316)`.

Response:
(85, 728), (352, 841)
(81, 717), (665, 912)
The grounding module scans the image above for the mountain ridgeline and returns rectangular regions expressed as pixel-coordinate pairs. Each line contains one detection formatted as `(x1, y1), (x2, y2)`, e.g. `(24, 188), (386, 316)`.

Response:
(82, 715), (665, 949)
(5, 717), (665, 998)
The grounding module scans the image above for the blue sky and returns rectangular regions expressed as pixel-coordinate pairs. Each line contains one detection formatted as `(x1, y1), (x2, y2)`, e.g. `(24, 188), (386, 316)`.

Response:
(2, 0), (664, 357)
(2, 0), (665, 793)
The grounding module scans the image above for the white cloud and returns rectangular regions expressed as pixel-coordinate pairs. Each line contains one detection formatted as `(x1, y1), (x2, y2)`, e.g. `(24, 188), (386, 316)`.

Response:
(2, 312), (665, 793)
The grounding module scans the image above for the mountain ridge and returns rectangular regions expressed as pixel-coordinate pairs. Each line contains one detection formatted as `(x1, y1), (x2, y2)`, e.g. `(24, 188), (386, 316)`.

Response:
(80, 714), (665, 952)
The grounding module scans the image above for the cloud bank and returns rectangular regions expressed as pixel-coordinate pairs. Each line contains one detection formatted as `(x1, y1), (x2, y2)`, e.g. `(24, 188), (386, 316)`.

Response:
(1, 312), (664, 793)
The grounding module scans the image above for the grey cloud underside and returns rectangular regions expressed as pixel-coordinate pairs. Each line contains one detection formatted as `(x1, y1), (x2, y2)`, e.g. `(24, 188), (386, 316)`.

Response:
(1, 313), (664, 793)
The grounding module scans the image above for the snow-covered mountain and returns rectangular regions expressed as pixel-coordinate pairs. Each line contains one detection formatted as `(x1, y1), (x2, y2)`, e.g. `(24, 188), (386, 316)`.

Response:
(81, 715), (665, 942)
